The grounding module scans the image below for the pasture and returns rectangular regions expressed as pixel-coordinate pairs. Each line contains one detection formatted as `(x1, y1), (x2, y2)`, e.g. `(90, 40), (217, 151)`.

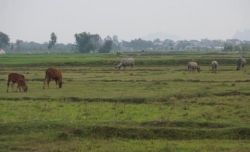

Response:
(0, 52), (250, 151)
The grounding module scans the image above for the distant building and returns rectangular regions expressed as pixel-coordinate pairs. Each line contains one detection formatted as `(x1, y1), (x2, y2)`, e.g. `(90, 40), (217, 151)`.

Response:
(226, 39), (241, 46)
(214, 46), (224, 50)
(0, 49), (6, 54)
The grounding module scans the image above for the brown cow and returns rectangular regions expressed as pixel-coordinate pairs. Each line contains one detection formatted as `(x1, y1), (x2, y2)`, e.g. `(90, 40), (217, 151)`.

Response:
(43, 68), (63, 89)
(7, 73), (28, 92)
(16, 79), (28, 92)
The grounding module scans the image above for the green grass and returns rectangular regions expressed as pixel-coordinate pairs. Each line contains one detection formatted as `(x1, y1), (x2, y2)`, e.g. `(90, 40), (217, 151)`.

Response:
(0, 53), (250, 151)
(0, 52), (249, 66)
(1, 96), (248, 125)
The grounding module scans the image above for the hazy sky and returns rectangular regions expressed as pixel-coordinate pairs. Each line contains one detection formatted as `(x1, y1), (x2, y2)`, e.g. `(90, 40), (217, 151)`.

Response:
(1, 0), (249, 43)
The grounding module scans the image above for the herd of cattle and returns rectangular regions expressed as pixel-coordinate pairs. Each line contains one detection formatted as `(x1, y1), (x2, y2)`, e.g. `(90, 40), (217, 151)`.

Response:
(187, 57), (246, 73)
(7, 68), (62, 93)
(6, 57), (246, 93)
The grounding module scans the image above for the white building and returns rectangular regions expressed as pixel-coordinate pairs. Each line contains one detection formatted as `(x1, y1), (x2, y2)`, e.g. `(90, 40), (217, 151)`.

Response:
(0, 49), (6, 54)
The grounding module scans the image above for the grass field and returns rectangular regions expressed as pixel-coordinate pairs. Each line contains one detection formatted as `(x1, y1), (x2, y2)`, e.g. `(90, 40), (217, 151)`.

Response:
(0, 52), (250, 151)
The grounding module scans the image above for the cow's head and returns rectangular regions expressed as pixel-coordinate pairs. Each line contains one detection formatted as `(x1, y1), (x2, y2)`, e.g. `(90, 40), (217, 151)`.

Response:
(59, 81), (63, 88)
(23, 86), (28, 92)
(117, 64), (121, 70)
(197, 67), (200, 73)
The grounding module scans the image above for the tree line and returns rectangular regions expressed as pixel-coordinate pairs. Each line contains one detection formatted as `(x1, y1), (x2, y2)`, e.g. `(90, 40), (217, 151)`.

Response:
(1, 31), (250, 53)
(0, 31), (117, 53)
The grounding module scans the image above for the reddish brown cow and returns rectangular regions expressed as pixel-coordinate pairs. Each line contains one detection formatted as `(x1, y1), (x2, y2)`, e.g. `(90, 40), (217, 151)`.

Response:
(16, 79), (28, 92)
(7, 73), (28, 92)
(43, 68), (63, 89)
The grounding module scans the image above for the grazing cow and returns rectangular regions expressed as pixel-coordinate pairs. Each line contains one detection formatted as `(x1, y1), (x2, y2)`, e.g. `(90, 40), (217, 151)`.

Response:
(187, 61), (200, 73)
(43, 68), (63, 89)
(7, 73), (28, 92)
(211, 61), (219, 73)
(116, 58), (135, 70)
(16, 79), (28, 92)
(236, 57), (246, 71)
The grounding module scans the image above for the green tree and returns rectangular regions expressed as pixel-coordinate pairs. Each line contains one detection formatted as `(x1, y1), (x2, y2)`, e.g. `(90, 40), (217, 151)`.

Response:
(234, 45), (241, 52)
(74, 32), (96, 53)
(91, 34), (102, 49)
(10, 43), (14, 52)
(112, 35), (121, 51)
(153, 38), (160, 43)
(242, 43), (250, 52)
(0, 31), (10, 49)
(112, 35), (119, 44)
(223, 43), (233, 51)
(48, 32), (57, 50)
(99, 40), (112, 53)
(122, 38), (154, 50)
(16, 39), (23, 52)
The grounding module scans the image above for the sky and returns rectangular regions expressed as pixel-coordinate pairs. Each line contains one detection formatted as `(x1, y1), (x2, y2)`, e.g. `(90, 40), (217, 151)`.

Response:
(1, 0), (250, 44)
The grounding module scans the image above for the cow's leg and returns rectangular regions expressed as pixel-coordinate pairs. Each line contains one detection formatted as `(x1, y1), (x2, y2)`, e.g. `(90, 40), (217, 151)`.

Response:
(11, 83), (15, 92)
(15, 84), (19, 92)
(17, 81), (22, 92)
(19, 85), (22, 92)
(43, 78), (46, 89)
(17, 85), (21, 92)
(43, 78), (50, 89)
(47, 79), (51, 89)
(55, 80), (58, 88)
